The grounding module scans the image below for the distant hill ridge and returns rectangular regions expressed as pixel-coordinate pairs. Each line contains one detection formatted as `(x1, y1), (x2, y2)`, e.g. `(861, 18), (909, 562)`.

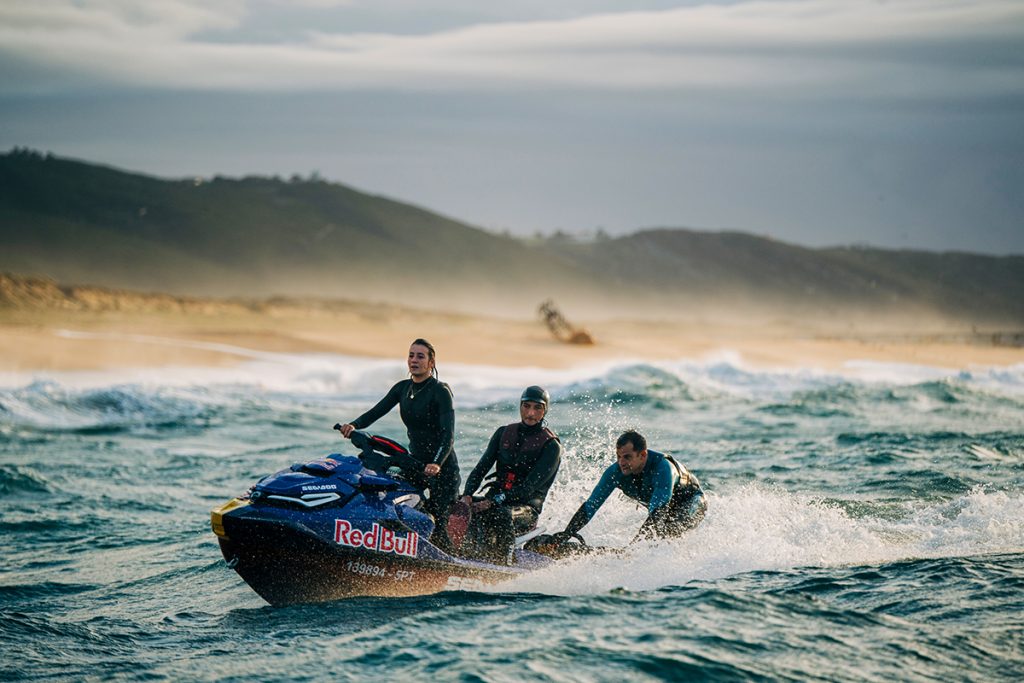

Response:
(1, 148), (1021, 323)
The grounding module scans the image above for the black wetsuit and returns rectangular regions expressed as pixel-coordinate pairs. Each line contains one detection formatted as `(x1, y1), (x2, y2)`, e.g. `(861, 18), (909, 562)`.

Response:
(461, 421), (561, 563)
(347, 377), (460, 528)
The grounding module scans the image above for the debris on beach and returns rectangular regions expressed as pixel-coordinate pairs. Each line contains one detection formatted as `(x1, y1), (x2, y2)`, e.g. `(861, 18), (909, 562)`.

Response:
(538, 299), (594, 345)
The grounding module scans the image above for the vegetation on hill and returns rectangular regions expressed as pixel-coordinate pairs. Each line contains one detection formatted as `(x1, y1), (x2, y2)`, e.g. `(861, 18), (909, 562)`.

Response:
(2, 148), (1020, 323)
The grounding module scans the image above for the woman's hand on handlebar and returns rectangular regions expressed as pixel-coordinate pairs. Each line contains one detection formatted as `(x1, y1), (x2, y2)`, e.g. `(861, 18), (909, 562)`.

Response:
(424, 463), (440, 477)
(335, 423), (355, 438)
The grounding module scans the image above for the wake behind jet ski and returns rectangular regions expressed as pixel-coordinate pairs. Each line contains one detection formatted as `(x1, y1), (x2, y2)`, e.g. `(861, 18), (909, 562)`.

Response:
(211, 431), (562, 606)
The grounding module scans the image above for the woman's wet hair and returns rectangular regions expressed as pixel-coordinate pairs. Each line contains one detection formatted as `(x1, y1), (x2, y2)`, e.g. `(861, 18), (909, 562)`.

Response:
(616, 430), (646, 452)
(410, 338), (439, 378)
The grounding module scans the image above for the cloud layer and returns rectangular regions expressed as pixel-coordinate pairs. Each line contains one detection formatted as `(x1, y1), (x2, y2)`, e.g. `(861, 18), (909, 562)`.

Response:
(2, 1), (1022, 253)
(3, 0), (1023, 99)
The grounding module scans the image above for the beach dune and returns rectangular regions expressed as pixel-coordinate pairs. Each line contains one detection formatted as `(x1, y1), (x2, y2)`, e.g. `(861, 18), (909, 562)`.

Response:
(1, 275), (1020, 373)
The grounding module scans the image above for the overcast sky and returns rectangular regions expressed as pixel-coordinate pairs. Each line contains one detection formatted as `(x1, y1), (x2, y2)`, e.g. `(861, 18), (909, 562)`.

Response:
(2, 0), (1022, 253)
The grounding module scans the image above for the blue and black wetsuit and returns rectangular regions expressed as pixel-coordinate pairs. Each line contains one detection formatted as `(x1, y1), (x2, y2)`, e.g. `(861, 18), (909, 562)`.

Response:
(564, 450), (706, 541)
(348, 376), (460, 525)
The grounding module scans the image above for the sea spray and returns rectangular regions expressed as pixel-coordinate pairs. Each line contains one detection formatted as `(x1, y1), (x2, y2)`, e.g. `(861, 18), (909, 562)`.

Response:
(1, 349), (1022, 680)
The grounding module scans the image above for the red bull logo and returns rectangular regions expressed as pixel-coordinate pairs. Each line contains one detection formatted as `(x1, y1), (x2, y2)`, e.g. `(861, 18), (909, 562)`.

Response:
(334, 520), (419, 558)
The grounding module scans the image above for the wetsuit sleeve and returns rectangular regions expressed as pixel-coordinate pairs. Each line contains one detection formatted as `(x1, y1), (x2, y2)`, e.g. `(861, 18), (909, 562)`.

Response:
(564, 464), (621, 535)
(350, 381), (403, 429)
(636, 508), (672, 542)
(430, 382), (456, 466)
(647, 458), (676, 514)
(507, 439), (562, 504)
(462, 428), (502, 496)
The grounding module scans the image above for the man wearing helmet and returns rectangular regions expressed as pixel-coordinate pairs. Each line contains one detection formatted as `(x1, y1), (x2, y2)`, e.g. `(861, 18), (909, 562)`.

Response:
(456, 385), (562, 564)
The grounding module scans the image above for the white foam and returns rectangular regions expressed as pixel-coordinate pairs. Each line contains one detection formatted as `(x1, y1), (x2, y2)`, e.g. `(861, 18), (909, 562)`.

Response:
(3, 332), (1023, 397)
(2, 336), (1020, 594)
(504, 485), (1024, 596)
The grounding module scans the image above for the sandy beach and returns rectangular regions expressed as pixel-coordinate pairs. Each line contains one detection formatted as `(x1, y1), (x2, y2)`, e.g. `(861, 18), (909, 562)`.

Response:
(1, 301), (1021, 374)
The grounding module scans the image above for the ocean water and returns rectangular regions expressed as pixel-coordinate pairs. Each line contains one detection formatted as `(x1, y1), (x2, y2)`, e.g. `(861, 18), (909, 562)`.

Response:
(1, 343), (1022, 681)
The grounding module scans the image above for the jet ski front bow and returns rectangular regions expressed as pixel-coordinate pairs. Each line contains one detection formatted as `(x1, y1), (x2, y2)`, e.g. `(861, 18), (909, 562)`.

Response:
(212, 432), (555, 605)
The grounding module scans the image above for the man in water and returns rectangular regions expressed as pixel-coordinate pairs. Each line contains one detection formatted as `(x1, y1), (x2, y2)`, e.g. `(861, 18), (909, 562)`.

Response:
(556, 430), (706, 544)
(457, 386), (562, 564)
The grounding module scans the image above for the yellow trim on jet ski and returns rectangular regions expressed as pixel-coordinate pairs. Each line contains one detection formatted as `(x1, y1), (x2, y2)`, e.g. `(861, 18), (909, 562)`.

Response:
(211, 498), (249, 539)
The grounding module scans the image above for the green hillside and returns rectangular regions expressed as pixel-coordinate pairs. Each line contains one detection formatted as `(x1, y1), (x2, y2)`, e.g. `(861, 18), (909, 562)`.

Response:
(556, 229), (1024, 321)
(0, 148), (593, 307)
(1, 148), (1020, 323)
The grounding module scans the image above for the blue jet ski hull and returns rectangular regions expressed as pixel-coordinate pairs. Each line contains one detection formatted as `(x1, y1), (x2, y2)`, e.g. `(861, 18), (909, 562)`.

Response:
(211, 446), (552, 605)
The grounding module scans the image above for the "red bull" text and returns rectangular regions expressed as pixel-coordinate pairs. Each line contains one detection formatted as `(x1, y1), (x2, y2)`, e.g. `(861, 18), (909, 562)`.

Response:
(334, 520), (419, 558)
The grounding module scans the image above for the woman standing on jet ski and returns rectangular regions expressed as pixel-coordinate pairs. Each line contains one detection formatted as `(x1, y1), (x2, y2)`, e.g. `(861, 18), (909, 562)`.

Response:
(336, 339), (460, 549)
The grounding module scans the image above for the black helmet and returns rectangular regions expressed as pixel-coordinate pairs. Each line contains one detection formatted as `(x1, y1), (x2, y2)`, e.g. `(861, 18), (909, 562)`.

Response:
(520, 385), (550, 407)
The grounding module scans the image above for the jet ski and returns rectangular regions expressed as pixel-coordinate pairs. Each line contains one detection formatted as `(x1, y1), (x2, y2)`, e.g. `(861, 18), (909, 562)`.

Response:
(211, 431), (564, 606)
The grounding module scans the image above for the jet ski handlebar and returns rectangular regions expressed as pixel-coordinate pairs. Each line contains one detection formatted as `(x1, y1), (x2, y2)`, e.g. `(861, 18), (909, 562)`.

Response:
(338, 427), (423, 474)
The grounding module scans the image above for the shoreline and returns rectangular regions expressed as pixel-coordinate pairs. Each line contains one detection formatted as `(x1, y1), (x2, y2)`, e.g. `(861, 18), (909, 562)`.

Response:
(1, 307), (1021, 375)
